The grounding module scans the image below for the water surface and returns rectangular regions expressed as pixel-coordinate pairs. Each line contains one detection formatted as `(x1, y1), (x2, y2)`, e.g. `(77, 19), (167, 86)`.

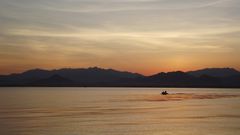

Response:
(0, 87), (240, 135)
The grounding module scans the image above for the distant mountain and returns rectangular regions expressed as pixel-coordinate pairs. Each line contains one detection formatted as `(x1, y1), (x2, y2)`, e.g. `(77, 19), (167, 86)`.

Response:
(52, 67), (142, 83)
(30, 74), (74, 86)
(134, 71), (198, 87)
(135, 71), (226, 87)
(147, 71), (195, 84)
(0, 67), (143, 86)
(0, 67), (239, 87)
(187, 68), (240, 77)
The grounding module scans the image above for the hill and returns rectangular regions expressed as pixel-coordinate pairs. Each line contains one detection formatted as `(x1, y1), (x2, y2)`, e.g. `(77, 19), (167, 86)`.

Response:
(187, 68), (240, 77)
(0, 67), (239, 87)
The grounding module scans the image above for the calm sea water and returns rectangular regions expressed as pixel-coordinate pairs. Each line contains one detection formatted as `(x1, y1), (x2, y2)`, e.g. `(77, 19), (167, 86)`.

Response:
(0, 87), (240, 135)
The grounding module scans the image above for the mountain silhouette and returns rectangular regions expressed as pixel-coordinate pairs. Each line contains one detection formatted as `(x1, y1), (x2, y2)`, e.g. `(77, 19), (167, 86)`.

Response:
(0, 67), (239, 87)
(30, 74), (74, 86)
(187, 68), (240, 77)
(0, 67), (142, 86)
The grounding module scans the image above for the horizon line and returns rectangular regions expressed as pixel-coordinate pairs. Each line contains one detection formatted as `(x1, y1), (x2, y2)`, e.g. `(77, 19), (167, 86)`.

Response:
(1, 66), (239, 76)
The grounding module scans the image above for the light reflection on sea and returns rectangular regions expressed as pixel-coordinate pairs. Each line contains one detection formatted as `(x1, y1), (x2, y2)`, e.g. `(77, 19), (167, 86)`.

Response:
(0, 87), (240, 135)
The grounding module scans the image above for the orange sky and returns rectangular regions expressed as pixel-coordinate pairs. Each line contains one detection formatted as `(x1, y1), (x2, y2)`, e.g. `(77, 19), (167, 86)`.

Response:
(0, 0), (240, 75)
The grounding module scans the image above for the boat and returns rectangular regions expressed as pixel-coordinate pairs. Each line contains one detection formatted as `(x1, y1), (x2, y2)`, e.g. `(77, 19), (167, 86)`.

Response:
(161, 91), (168, 95)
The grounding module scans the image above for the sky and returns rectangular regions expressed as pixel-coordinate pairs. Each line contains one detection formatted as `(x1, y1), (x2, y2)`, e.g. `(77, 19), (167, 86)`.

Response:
(0, 0), (240, 75)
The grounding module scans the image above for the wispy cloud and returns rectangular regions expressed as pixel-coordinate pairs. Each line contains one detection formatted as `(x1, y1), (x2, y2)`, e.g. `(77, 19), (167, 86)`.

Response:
(0, 0), (240, 74)
(37, 0), (233, 13)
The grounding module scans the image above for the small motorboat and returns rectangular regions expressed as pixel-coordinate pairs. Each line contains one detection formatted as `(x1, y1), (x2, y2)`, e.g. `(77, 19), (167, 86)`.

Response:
(161, 91), (168, 95)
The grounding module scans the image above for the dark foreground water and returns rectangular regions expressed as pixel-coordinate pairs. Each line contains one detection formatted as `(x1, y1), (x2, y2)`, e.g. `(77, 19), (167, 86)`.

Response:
(0, 87), (240, 135)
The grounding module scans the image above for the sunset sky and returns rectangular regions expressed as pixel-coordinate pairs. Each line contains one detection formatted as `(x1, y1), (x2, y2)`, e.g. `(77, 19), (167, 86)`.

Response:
(0, 0), (240, 75)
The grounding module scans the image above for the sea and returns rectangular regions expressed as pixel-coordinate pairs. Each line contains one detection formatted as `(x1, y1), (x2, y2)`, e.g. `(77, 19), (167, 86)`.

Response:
(0, 87), (240, 135)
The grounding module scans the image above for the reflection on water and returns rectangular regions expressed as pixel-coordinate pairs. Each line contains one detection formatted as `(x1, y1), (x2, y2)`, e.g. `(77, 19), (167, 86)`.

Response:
(130, 93), (240, 102)
(0, 87), (240, 135)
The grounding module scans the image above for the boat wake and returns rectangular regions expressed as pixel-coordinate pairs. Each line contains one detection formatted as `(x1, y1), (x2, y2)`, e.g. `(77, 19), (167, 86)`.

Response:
(129, 93), (240, 102)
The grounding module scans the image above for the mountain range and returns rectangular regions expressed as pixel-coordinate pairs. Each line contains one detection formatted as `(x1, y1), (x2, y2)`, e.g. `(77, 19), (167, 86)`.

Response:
(0, 67), (239, 87)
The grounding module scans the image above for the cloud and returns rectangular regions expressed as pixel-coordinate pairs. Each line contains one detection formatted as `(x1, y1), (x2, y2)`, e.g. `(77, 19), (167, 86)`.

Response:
(0, 0), (240, 74)
(1, 0), (232, 14)
(38, 0), (233, 13)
